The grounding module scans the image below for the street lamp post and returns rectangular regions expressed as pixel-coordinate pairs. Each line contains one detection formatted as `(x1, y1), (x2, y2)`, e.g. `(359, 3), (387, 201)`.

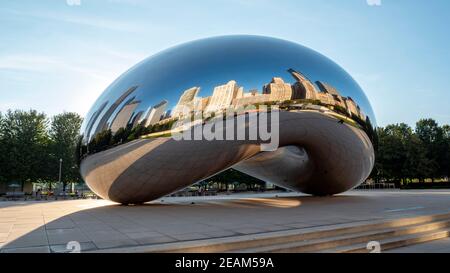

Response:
(59, 158), (63, 192)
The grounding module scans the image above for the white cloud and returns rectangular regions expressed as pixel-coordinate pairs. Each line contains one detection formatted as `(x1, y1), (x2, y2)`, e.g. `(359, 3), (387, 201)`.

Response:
(0, 54), (111, 81)
(2, 8), (143, 32)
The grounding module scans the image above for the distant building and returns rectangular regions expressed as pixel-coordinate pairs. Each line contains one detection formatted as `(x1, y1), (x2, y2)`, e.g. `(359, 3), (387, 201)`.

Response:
(288, 69), (317, 100)
(344, 97), (359, 117)
(94, 86), (138, 136)
(316, 92), (335, 105)
(85, 101), (107, 141)
(131, 110), (144, 127)
(263, 77), (293, 101)
(172, 87), (200, 117)
(316, 81), (346, 108)
(144, 100), (168, 127)
(244, 89), (259, 97)
(205, 80), (241, 113)
(233, 93), (271, 108)
(110, 100), (140, 133)
(192, 97), (210, 113)
(315, 81), (340, 96)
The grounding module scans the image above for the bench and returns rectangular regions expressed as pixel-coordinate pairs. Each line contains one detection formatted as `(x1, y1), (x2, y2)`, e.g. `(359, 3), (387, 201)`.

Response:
(5, 191), (25, 200)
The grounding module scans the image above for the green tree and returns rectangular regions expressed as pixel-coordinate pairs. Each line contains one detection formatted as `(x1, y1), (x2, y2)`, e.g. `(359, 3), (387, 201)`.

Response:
(112, 127), (131, 145)
(375, 125), (407, 185)
(0, 112), (6, 184)
(0, 110), (50, 191)
(415, 119), (443, 180)
(49, 112), (83, 191)
(403, 134), (433, 182)
(204, 168), (266, 191)
(441, 125), (450, 178)
(88, 129), (112, 153)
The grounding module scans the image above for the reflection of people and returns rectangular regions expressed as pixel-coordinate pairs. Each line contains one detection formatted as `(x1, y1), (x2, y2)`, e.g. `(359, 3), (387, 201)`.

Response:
(36, 189), (41, 200)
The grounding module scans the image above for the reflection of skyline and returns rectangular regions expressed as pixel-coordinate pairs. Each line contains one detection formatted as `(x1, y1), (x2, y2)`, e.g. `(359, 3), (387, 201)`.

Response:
(86, 86), (138, 140)
(143, 100), (168, 127)
(163, 68), (366, 123)
(85, 68), (367, 141)
(110, 100), (140, 134)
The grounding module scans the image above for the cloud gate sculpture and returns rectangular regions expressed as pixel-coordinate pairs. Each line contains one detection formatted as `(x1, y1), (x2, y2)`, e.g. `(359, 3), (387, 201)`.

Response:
(78, 35), (376, 204)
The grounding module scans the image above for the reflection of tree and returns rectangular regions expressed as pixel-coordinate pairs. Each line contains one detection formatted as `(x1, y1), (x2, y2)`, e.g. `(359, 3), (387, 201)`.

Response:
(82, 70), (376, 157)
(79, 118), (181, 158)
(200, 168), (268, 192)
(112, 127), (130, 144)
(88, 129), (112, 154)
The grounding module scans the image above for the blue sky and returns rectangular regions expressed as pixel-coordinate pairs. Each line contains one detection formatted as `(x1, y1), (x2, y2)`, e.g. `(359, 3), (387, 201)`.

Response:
(0, 0), (449, 127)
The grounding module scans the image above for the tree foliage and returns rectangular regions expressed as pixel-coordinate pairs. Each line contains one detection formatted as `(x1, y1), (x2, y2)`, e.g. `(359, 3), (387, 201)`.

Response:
(49, 112), (83, 190)
(372, 119), (449, 184)
(0, 110), (83, 191)
(0, 108), (448, 191)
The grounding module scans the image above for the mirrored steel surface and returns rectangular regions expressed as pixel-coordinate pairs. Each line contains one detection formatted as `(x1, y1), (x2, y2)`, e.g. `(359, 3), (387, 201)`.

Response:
(78, 35), (376, 204)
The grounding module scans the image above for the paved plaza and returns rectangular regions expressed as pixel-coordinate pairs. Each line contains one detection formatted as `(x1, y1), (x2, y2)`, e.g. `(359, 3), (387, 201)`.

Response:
(1, 190), (450, 253)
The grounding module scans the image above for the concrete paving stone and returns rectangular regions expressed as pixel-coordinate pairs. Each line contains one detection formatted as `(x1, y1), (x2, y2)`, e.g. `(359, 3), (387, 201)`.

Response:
(0, 245), (51, 253)
(79, 225), (116, 233)
(93, 239), (139, 249)
(13, 223), (44, 230)
(4, 232), (48, 249)
(46, 228), (91, 245)
(0, 225), (13, 233)
(133, 235), (177, 245)
(45, 220), (76, 230)
(7, 228), (46, 239)
(284, 222), (314, 229)
(115, 226), (152, 233)
(200, 229), (239, 238)
(124, 231), (165, 240)
(258, 225), (292, 232)
(231, 227), (268, 235)
(169, 232), (212, 241)
(2, 191), (450, 251)
(84, 230), (131, 241)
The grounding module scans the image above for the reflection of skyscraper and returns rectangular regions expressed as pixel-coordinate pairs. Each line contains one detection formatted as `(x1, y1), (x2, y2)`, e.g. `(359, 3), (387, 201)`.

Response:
(131, 111), (144, 127)
(315, 92), (334, 105)
(288, 69), (317, 100)
(93, 86), (138, 136)
(85, 101), (108, 141)
(192, 97), (210, 113)
(233, 92), (271, 108)
(110, 100), (140, 133)
(344, 97), (359, 117)
(205, 80), (241, 113)
(172, 87), (200, 117)
(144, 100), (168, 127)
(315, 81), (340, 96)
(263, 77), (293, 101)
(316, 81), (346, 108)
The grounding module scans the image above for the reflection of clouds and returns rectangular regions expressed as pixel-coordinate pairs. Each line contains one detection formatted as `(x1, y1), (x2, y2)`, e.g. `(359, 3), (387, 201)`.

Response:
(3, 8), (142, 32)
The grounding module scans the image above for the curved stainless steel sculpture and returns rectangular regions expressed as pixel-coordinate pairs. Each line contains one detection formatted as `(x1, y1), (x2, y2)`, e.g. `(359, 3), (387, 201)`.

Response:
(78, 35), (376, 204)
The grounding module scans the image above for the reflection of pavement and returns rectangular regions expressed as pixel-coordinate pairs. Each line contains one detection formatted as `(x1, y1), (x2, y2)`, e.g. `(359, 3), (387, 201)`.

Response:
(1, 190), (450, 253)
(81, 111), (374, 204)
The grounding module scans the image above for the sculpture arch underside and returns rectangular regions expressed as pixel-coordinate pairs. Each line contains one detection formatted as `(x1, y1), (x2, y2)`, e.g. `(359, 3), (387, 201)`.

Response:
(80, 111), (374, 204)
